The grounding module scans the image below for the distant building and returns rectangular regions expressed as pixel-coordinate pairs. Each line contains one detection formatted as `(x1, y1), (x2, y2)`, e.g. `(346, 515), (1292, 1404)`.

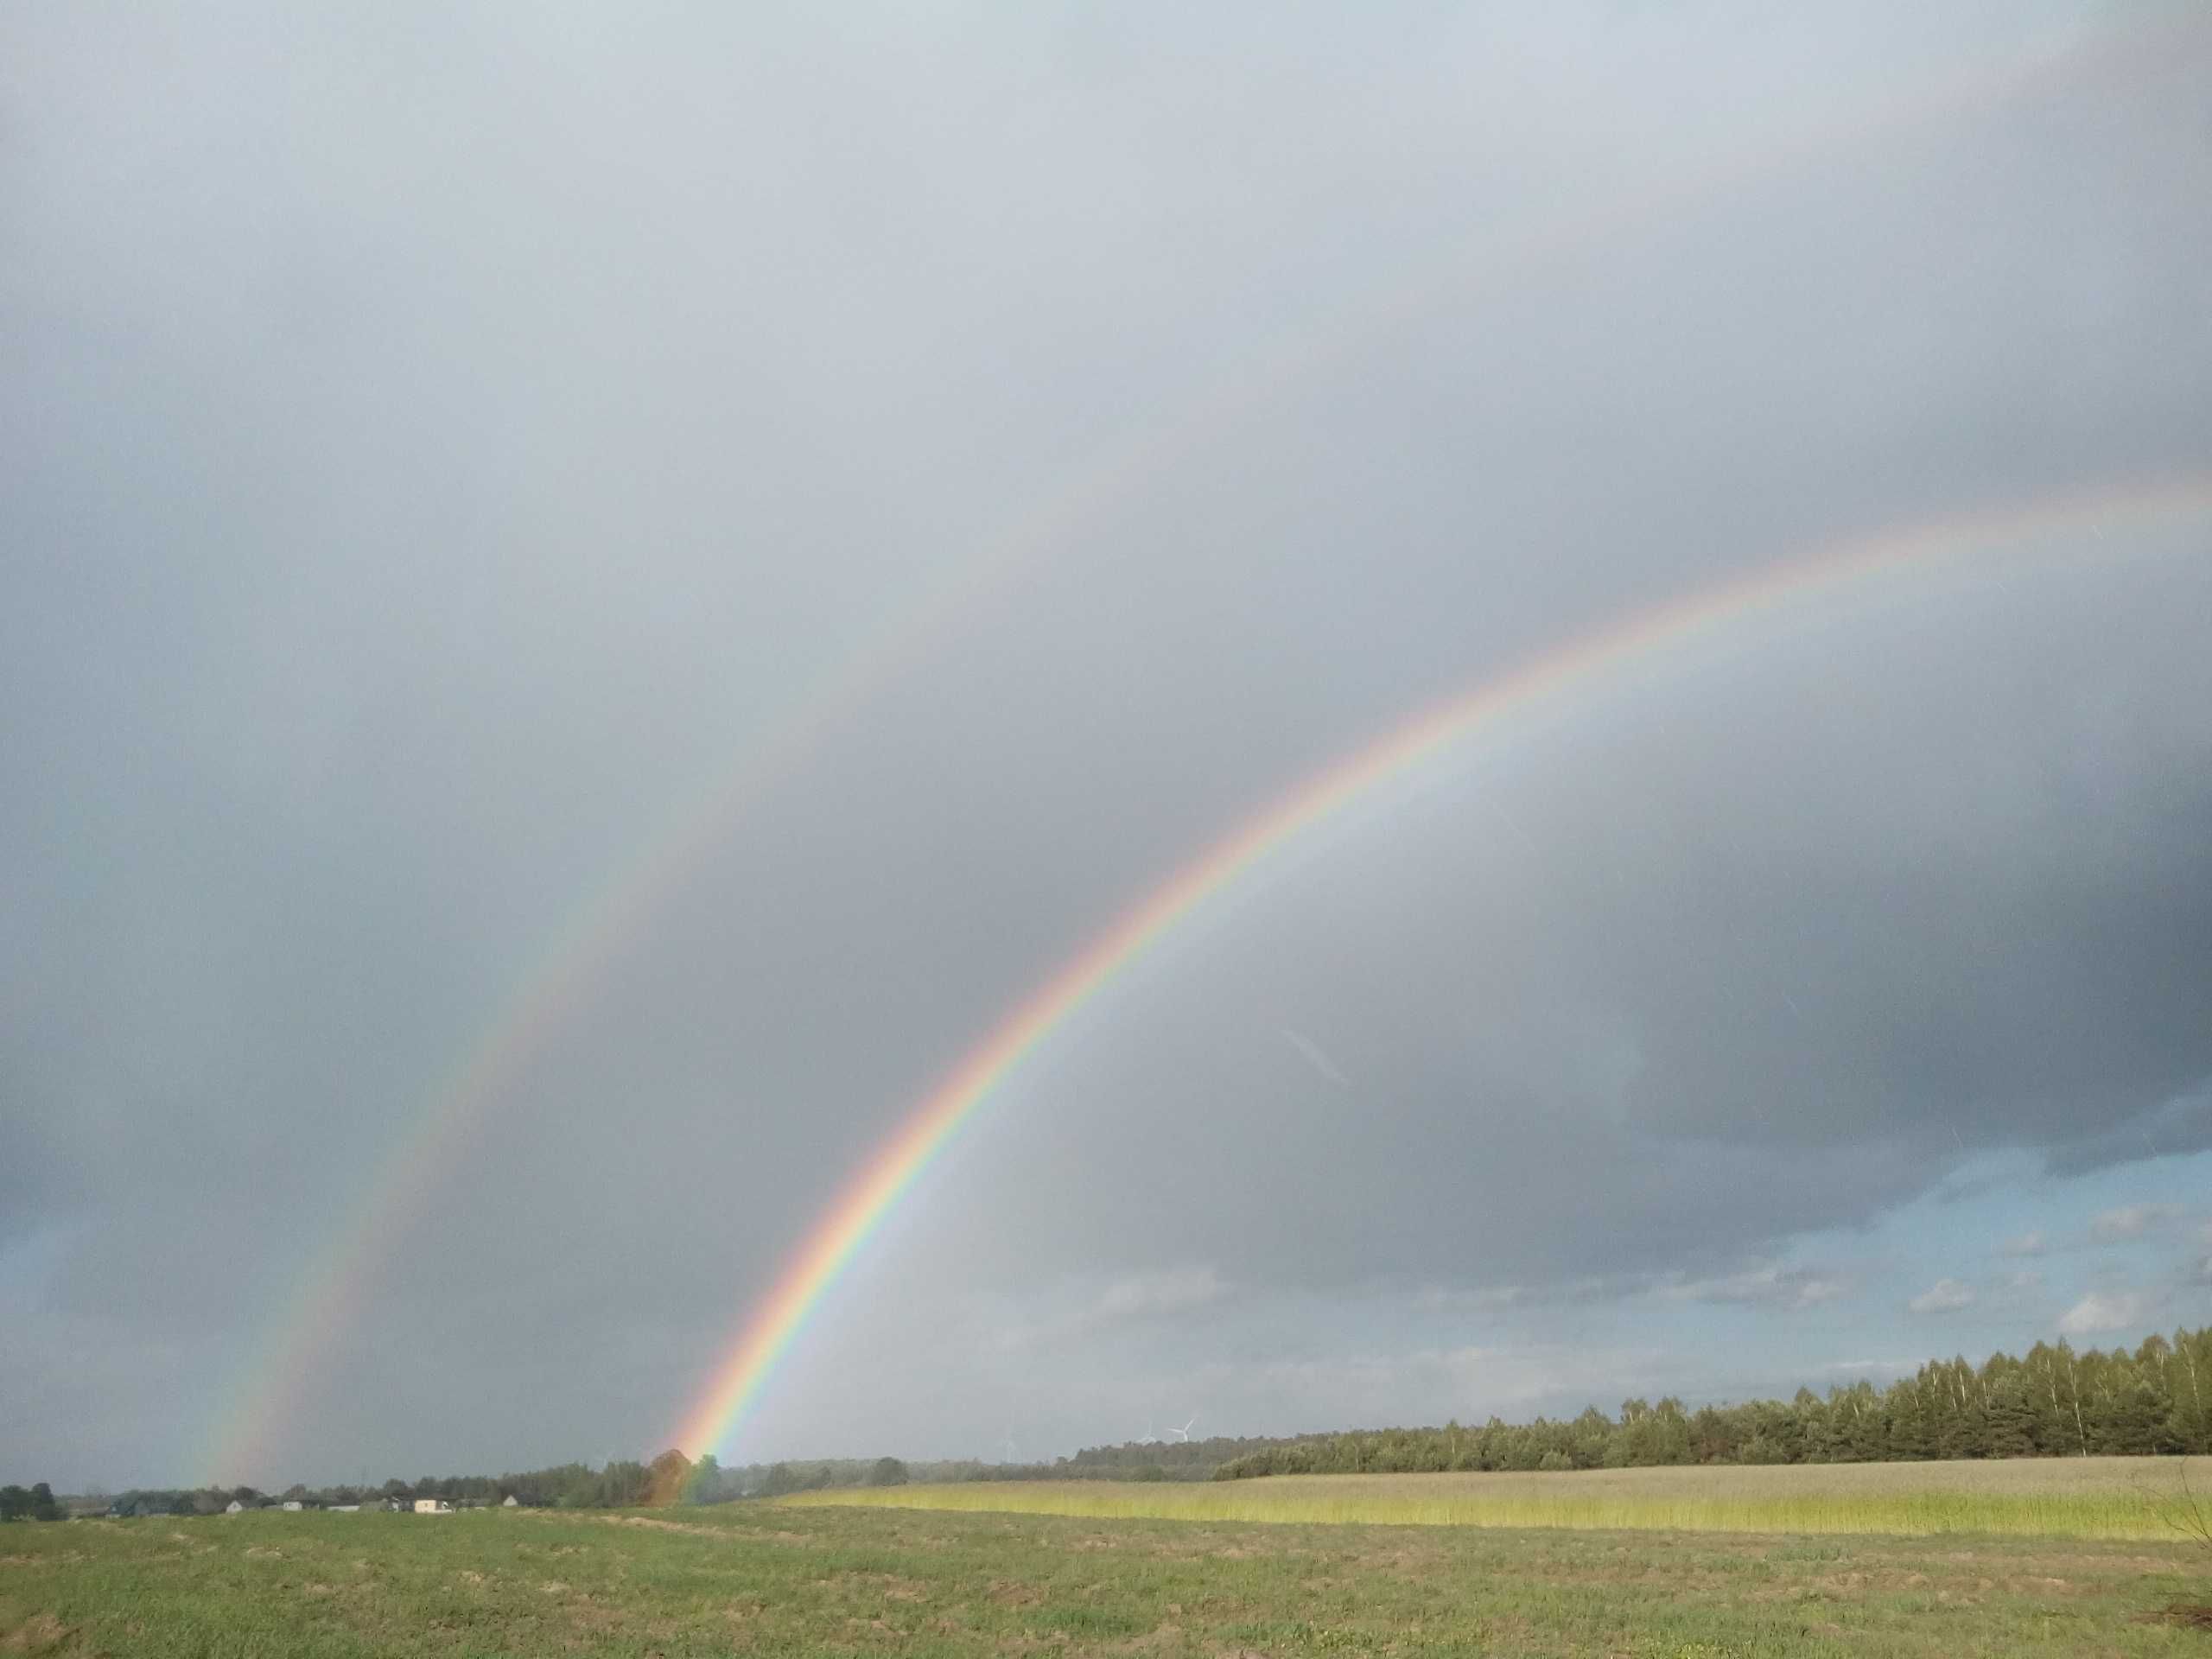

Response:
(327, 1503), (360, 1512)
(502, 1494), (519, 1507)
(281, 1500), (304, 1512)
(412, 1498), (453, 1514)
(225, 1500), (245, 1514)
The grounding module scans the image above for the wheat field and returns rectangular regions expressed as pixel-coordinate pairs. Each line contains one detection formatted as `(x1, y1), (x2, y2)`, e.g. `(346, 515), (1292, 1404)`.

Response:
(792, 1456), (2206, 1539)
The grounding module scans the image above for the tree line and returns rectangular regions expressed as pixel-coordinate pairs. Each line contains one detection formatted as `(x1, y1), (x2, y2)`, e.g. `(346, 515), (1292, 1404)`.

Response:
(0, 1483), (63, 1522)
(99, 1450), (875, 1516)
(102, 1452), (706, 1518)
(955, 1435), (1291, 1483)
(61, 1325), (2211, 1516)
(1215, 1328), (2212, 1478)
(94, 1440), (1236, 1518)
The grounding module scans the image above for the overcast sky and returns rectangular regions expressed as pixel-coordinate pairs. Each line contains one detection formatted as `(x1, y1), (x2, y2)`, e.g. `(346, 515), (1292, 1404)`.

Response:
(5, 2), (2210, 1491)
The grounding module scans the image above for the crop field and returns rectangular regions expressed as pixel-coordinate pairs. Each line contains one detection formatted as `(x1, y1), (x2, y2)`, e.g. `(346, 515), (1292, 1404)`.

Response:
(795, 1457), (2206, 1540)
(3, 1479), (2209, 1657)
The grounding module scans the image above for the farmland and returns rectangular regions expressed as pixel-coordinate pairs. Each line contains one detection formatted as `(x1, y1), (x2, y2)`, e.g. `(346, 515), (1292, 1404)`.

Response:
(3, 1465), (2209, 1656)
(795, 1456), (2206, 1540)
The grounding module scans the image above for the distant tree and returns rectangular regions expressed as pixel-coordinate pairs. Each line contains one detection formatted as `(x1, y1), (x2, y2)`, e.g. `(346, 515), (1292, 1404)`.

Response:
(1983, 1372), (2042, 1459)
(645, 1449), (692, 1507)
(587, 1460), (652, 1508)
(0, 1485), (29, 1522)
(2098, 1381), (2171, 1457)
(867, 1458), (908, 1488)
(679, 1453), (722, 1505)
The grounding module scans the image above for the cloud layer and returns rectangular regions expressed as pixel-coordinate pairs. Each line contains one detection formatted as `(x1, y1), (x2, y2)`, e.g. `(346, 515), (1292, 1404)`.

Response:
(5, 1), (2210, 1487)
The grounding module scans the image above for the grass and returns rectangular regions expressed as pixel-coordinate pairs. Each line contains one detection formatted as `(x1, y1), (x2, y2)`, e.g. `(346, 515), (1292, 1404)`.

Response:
(0, 1465), (2202, 1656)
(795, 1457), (2206, 1541)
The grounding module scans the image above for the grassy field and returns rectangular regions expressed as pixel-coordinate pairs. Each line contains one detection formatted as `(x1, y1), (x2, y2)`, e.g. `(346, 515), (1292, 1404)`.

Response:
(1, 1484), (2207, 1657)
(794, 1457), (2208, 1541)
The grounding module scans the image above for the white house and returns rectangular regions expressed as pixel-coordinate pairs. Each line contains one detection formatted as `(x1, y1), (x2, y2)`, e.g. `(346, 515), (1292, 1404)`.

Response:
(502, 1494), (519, 1507)
(224, 1500), (245, 1514)
(281, 1500), (304, 1512)
(412, 1498), (454, 1514)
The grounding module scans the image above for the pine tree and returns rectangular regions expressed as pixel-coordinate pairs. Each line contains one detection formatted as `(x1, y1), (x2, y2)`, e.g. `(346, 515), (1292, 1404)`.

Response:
(1983, 1371), (2042, 1459)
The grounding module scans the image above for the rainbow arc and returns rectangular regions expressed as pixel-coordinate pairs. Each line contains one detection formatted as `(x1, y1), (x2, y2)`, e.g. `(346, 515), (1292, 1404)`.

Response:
(671, 473), (2212, 1460)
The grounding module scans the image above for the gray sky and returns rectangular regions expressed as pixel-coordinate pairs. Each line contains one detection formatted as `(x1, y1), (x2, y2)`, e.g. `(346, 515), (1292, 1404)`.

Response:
(5, 1), (2210, 1491)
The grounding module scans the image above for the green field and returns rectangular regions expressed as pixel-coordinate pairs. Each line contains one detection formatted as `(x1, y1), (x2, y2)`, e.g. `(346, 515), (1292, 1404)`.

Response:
(3, 1469), (2208, 1657)
(795, 1457), (2207, 1540)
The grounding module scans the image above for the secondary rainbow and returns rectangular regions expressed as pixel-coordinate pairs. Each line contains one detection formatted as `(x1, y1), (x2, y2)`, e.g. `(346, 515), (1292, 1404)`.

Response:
(674, 473), (2212, 1459)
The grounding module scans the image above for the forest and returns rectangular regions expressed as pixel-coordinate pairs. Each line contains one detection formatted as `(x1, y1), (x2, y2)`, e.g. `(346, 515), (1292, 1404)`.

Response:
(1215, 1328), (2212, 1478)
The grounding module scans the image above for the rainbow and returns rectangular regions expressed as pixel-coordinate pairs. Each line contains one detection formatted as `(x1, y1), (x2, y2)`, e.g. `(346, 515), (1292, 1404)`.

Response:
(207, 10), (2192, 1483)
(672, 473), (2212, 1459)
(198, 450), (1167, 1482)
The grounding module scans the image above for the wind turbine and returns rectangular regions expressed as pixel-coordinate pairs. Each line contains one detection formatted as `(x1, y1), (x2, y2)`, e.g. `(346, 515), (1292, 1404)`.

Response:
(1166, 1414), (1198, 1443)
(1138, 1415), (1158, 1446)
